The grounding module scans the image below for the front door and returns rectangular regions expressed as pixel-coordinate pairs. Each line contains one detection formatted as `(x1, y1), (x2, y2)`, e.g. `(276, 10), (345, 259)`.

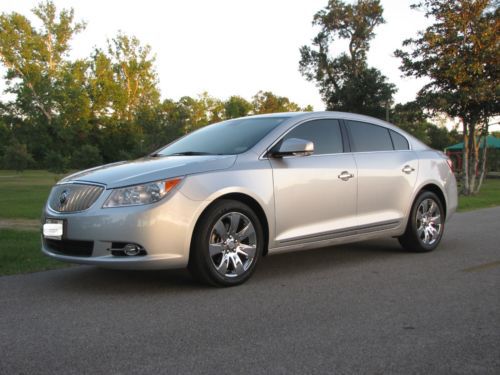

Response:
(269, 119), (358, 244)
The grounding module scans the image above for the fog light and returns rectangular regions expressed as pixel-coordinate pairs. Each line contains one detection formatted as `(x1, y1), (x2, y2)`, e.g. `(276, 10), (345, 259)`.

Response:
(123, 244), (141, 256)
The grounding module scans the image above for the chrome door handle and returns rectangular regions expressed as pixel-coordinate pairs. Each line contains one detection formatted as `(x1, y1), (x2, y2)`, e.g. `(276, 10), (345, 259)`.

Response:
(402, 165), (415, 174)
(338, 171), (354, 181)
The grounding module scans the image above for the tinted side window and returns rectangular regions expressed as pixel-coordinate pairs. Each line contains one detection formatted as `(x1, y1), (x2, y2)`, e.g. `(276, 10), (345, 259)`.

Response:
(347, 121), (393, 152)
(390, 130), (409, 150)
(283, 119), (343, 155)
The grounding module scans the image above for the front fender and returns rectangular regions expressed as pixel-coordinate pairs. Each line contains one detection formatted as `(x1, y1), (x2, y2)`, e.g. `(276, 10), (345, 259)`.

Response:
(178, 165), (276, 251)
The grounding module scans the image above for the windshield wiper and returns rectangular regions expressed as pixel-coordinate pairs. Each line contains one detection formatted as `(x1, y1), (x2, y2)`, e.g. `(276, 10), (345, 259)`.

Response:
(166, 151), (216, 156)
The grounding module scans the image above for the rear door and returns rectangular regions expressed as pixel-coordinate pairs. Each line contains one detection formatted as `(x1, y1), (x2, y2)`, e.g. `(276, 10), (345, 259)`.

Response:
(346, 120), (418, 229)
(269, 119), (357, 244)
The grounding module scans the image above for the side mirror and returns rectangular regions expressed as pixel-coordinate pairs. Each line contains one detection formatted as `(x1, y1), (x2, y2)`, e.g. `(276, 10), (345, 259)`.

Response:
(270, 138), (314, 158)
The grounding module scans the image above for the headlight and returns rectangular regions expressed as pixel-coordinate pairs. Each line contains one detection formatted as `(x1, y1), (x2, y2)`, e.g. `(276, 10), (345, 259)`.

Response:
(103, 177), (183, 208)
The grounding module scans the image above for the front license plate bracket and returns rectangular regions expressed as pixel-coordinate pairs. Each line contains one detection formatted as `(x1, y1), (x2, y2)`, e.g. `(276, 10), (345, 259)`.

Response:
(43, 219), (65, 240)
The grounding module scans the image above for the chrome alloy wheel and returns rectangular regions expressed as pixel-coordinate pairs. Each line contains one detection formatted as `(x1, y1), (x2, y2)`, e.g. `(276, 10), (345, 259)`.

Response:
(208, 212), (257, 278)
(416, 198), (442, 246)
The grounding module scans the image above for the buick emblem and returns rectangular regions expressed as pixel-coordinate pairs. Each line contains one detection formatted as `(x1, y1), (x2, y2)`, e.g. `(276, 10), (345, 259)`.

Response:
(59, 189), (70, 205)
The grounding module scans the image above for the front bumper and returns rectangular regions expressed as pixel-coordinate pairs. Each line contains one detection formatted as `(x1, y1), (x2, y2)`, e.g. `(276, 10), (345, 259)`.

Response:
(41, 246), (186, 270)
(41, 187), (204, 270)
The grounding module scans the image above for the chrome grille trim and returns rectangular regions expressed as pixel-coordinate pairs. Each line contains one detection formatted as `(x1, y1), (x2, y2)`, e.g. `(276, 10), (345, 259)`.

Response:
(48, 183), (104, 213)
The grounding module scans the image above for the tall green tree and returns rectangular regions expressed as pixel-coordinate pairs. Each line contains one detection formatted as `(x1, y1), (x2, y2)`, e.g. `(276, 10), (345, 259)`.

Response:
(395, 0), (499, 194)
(0, 1), (85, 124)
(175, 92), (224, 134)
(252, 91), (304, 114)
(391, 102), (431, 143)
(224, 96), (253, 119)
(391, 102), (461, 150)
(87, 33), (160, 162)
(105, 33), (160, 122)
(299, 0), (395, 118)
(138, 99), (184, 153)
(0, 1), (86, 163)
(0, 1), (315, 169)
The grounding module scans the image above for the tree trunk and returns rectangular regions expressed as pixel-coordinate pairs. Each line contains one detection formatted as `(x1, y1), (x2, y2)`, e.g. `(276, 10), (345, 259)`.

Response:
(461, 117), (487, 195)
(461, 120), (470, 195)
(468, 122), (478, 194)
(475, 124), (489, 193)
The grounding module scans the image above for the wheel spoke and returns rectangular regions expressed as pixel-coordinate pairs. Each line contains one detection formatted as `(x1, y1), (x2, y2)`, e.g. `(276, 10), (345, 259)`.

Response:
(231, 254), (245, 276)
(430, 214), (441, 223)
(416, 210), (423, 220)
(423, 228), (430, 244)
(428, 225), (438, 240)
(419, 201), (426, 214)
(428, 201), (436, 215)
(228, 213), (241, 235)
(216, 254), (229, 274)
(237, 244), (256, 259)
(209, 243), (224, 257)
(417, 226), (425, 238)
(236, 223), (255, 243)
(213, 220), (228, 240)
(424, 199), (430, 213)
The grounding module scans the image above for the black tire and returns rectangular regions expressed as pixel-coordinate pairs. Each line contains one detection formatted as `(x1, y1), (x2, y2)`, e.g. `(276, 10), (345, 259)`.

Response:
(188, 199), (264, 287)
(398, 191), (445, 252)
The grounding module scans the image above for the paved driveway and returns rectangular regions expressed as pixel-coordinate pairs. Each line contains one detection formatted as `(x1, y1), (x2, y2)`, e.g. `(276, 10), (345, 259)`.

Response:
(1, 207), (499, 374)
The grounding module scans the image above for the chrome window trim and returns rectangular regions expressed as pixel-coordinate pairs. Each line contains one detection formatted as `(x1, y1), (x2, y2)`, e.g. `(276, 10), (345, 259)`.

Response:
(260, 117), (413, 160)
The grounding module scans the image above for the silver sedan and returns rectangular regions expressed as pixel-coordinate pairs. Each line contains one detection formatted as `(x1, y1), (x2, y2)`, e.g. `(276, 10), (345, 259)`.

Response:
(42, 112), (457, 286)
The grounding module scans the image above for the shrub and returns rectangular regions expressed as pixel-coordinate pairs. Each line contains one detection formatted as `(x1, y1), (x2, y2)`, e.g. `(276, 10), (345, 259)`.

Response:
(45, 151), (69, 173)
(71, 144), (103, 169)
(3, 142), (34, 172)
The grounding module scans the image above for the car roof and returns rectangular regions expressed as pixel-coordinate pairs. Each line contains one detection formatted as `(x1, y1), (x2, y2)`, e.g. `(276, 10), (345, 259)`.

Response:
(247, 111), (430, 152)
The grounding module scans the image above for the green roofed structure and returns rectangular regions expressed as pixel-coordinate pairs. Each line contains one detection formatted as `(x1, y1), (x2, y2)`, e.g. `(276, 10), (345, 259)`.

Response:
(445, 135), (500, 173)
(445, 135), (500, 151)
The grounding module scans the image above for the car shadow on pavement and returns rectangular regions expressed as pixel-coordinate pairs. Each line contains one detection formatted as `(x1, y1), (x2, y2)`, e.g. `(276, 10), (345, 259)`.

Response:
(47, 237), (409, 293)
(254, 237), (410, 281)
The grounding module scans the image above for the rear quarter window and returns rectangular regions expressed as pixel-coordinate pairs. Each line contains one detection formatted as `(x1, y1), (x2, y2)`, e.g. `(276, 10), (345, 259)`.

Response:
(390, 130), (410, 150)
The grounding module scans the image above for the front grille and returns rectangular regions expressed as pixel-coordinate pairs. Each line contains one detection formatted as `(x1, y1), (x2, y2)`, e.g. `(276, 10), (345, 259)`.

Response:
(49, 183), (103, 212)
(44, 239), (94, 257)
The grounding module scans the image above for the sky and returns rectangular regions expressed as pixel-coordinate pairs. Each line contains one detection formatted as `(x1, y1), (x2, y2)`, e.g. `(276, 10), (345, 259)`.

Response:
(0, 0), (436, 112)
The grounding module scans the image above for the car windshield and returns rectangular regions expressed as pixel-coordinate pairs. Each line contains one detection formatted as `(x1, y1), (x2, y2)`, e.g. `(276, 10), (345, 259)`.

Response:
(156, 117), (289, 156)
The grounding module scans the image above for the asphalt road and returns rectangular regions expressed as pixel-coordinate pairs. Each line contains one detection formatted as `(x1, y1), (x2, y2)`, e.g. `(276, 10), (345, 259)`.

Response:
(1, 208), (499, 374)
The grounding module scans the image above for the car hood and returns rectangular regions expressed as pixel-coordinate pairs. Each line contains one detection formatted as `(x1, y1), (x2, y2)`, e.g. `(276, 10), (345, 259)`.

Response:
(59, 155), (237, 189)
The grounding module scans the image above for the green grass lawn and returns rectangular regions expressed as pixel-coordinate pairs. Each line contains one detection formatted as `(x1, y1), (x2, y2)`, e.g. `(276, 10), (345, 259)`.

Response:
(457, 178), (500, 212)
(2, 170), (499, 219)
(0, 170), (64, 219)
(0, 229), (69, 276)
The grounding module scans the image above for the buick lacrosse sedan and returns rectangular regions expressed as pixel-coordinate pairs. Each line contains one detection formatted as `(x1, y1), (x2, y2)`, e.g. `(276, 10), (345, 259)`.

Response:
(42, 112), (457, 286)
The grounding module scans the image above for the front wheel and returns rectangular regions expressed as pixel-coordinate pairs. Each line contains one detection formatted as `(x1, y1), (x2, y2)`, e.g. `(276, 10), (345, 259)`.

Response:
(398, 191), (445, 252)
(188, 200), (264, 286)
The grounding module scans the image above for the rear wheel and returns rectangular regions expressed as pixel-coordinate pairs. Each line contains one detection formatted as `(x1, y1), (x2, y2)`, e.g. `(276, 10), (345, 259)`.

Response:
(188, 199), (264, 286)
(399, 191), (445, 252)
